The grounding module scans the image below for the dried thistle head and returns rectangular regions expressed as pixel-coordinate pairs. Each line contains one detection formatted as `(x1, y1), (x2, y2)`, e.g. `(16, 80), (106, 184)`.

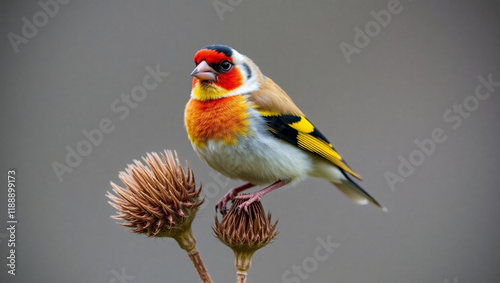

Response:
(107, 150), (204, 239)
(213, 198), (278, 273)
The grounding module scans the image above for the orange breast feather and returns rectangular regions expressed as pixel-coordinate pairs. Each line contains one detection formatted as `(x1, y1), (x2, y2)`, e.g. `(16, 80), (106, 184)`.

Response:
(185, 96), (251, 147)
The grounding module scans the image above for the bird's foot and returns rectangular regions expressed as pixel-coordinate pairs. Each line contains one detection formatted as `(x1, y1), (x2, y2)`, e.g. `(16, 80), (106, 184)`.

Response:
(215, 192), (236, 214)
(233, 193), (263, 214)
(233, 180), (290, 213)
(215, 183), (255, 214)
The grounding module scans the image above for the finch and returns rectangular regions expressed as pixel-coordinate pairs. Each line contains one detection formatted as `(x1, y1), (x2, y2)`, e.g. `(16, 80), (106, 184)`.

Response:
(184, 45), (386, 213)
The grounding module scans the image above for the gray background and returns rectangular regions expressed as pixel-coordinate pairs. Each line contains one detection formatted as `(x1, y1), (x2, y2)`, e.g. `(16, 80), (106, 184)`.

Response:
(1, 1), (499, 282)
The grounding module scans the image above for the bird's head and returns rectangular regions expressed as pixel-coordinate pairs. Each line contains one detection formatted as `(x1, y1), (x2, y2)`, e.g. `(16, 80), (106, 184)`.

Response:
(190, 45), (262, 101)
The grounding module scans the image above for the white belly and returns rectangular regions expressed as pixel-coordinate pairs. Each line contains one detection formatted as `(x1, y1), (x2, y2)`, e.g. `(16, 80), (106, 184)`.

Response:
(193, 111), (312, 185)
(195, 135), (312, 185)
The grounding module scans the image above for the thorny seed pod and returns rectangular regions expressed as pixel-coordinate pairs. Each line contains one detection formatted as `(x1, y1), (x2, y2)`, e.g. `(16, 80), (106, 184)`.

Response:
(106, 150), (203, 239)
(213, 198), (278, 282)
(107, 150), (212, 283)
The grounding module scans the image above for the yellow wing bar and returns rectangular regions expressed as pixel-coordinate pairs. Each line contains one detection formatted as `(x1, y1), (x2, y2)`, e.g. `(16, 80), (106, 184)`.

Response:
(260, 113), (361, 180)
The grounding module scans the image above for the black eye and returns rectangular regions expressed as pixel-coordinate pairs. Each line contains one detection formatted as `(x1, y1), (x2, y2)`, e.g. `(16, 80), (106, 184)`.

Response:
(220, 60), (232, 72)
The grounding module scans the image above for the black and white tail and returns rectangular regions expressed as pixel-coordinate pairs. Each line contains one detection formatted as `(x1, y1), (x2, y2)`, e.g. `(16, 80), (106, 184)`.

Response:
(332, 172), (387, 211)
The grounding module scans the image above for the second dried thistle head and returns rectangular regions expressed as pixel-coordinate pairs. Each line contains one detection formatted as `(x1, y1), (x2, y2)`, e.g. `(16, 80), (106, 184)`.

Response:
(213, 198), (278, 272)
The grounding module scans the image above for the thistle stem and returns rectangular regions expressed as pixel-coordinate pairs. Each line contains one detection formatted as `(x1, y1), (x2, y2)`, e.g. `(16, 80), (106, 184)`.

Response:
(188, 249), (213, 283)
(174, 226), (212, 283)
(237, 271), (247, 283)
(234, 251), (252, 283)
(234, 250), (254, 276)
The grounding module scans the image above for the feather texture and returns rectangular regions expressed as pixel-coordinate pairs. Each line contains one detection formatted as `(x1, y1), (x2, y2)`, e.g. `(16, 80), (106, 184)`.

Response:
(185, 95), (251, 147)
(250, 76), (303, 116)
(249, 77), (361, 180)
(258, 113), (361, 180)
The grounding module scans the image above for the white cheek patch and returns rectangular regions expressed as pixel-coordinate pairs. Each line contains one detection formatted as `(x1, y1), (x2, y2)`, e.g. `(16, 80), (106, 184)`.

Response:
(231, 50), (246, 64)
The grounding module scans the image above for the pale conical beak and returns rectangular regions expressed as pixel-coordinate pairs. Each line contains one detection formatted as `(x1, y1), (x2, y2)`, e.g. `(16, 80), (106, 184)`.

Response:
(190, 61), (217, 81)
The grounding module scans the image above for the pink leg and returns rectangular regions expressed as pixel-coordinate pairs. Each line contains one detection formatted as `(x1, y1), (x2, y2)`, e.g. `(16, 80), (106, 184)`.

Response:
(216, 183), (255, 213)
(234, 180), (290, 212)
